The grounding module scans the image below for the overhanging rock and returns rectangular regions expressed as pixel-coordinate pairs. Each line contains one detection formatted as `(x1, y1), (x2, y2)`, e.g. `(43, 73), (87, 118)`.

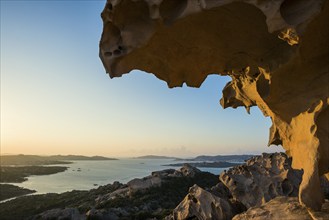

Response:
(99, 0), (329, 211)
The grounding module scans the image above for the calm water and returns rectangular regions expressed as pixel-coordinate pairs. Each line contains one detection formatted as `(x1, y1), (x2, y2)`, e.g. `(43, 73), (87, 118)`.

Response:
(9, 159), (227, 194)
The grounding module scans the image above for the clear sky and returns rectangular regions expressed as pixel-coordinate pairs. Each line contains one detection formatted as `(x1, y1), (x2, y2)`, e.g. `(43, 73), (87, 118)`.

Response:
(0, 0), (283, 157)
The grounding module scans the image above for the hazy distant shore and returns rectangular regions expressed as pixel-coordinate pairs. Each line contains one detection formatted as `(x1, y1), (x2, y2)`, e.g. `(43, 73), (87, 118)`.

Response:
(0, 154), (117, 166)
(174, 154), (255, 163)
(0, 166), (68, 183)
(133, 155), (181, 160)
(163, 161), (238, 168)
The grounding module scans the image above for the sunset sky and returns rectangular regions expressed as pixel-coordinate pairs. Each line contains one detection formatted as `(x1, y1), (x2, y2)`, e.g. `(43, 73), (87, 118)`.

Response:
(0, 0), (283, 157)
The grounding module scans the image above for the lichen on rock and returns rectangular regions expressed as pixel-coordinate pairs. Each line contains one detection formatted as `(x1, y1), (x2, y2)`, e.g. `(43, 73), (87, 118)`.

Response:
(99, 0), (329, 211)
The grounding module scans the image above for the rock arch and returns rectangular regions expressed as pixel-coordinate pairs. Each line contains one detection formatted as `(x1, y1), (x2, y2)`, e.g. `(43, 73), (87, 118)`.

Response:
(99, 0), (329, 211)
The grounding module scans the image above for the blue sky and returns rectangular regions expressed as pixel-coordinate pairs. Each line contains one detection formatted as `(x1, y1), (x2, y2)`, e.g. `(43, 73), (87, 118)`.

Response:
(0, 0), (282, 157)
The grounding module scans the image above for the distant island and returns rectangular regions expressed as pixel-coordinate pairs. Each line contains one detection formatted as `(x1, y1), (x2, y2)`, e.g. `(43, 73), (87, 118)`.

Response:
(1, 166), (68, 183)
(134, 154), (256, 163)
(0, 154), (118, 166)
(163, 161), (238, 168)
(134, 155), (181, 160)
(47, 155), (118, 161)
(175, 154), (256, 163)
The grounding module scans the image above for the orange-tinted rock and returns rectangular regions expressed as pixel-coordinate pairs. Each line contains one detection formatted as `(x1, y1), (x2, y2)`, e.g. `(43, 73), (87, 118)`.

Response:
(232, 197), (329, 220)
(99, 0), (329, 210)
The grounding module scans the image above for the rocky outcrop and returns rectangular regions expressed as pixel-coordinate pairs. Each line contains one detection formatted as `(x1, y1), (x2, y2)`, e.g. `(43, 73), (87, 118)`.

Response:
(178, 163), (201, 177)
(167, 184), (234, 220)
(220, 152), (302, 208)
(166, 153), (329, 219)
(232, 197), (329, 220)
(99, 0), (329, 210)
(95, 164), (202, 206)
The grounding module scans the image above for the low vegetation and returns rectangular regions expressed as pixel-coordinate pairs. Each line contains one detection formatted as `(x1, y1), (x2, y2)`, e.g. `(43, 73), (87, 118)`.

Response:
(0, 166), (68, 183)
(0, 172), (219, 220)
(0, 184), (36, 201)
(0, 154), (117, 166)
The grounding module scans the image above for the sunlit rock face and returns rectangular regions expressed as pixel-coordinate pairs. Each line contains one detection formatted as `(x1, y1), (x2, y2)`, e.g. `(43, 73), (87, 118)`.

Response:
(220, 153), (302, 208)
(99, 0), (329, 210)
(168, 184), (234, 220)
(232, 197), (329, 220)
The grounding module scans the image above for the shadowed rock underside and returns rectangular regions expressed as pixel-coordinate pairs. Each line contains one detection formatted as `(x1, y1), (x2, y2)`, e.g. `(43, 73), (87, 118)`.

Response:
(99, 0), (329, 211)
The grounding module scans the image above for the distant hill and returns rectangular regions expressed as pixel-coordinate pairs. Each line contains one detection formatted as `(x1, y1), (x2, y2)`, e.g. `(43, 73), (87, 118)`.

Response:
(134, 155), (181, 160)
(0, 155), (117, 166)
(47, 155), (117, 161)
(177, 154), (256, 163)
(163, 161), (237, 168)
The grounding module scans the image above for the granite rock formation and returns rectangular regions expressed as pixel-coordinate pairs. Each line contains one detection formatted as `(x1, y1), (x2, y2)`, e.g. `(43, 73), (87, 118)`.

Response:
(95, 164), (202, 205)
(220, 152), (302, 208)
(167, 184), (234, 220)
(166, 153), (329, 219)
(99, 0), (329, 210)
(232, 197), (329, 220)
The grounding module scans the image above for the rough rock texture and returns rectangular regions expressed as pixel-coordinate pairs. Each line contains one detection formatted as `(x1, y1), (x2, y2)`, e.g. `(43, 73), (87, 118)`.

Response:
(167, 184), (234, 220)
(232, 197), (329, 220)
(95, 164), (202, 205)
(99, 0), (329, 210)
(179, 163), (201, 177)
(220, 152), (302, 208)
(166, 153), (328, 219)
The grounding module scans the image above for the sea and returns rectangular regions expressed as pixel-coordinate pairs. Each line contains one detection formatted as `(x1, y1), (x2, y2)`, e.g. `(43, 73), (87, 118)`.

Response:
(8, 159), (228, 195)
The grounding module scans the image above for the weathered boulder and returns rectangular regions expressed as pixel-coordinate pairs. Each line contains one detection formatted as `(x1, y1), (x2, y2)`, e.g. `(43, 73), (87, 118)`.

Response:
(127, 176), (162, 193)
(152, 169), (176, 177)
(99, 0), (329, 210)
(167, 184), (234, 220)
(179, 163), (201, 177)
(232, 197), (329, 220)
(220, 152), (302, 208)
(96, 165), (202, 204)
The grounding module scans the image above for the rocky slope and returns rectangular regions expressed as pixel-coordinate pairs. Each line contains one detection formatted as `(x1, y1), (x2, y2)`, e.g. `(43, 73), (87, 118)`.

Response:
(166, 153), (329, 220)
(232, 197), (329, 220)
(0, 164), (218, 220)
(99, 0), (329, 211)
(220, 152), (302, 208)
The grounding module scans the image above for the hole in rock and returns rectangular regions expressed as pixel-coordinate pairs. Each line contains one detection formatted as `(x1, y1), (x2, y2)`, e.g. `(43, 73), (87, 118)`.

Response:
(282, 179), (293, 195)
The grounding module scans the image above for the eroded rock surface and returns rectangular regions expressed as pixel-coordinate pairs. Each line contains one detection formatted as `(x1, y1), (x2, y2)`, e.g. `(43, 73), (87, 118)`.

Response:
(232, 197), (329, 220)
(220, 152), (302, 208)
(95, 164), (202, 205)
(166, 153), (329, 219)
(99, 0), (329, 210)
(167, 184), (234, 220)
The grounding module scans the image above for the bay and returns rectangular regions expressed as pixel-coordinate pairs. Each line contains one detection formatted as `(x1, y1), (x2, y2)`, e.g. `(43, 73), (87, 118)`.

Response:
(10, 159), (228, 195)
